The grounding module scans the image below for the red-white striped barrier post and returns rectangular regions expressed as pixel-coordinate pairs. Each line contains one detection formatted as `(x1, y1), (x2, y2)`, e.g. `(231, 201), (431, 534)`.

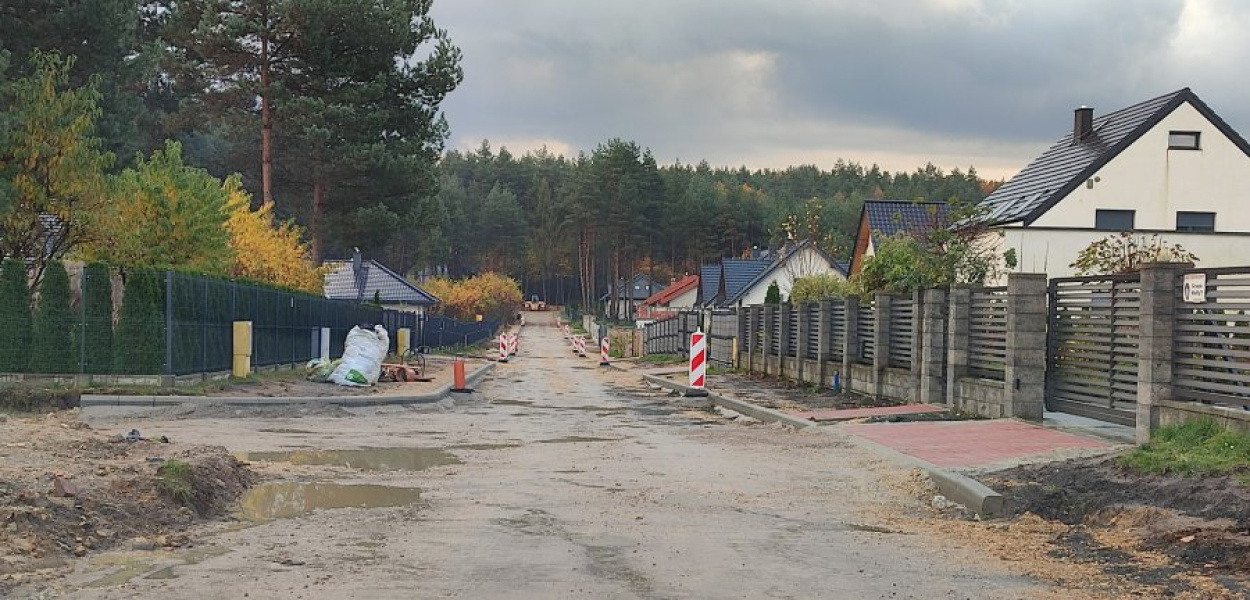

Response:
(599, 334), (610, 367)
(498, 334), (509, 363)
(687, 329), (709, 396)
(510, 333), (519, 356)
(575, 336), (586, 357)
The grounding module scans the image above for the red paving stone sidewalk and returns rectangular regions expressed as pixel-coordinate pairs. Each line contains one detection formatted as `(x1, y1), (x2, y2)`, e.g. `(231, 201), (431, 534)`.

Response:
(841, 420), (1112, 468)
(792, 404), (946, 422)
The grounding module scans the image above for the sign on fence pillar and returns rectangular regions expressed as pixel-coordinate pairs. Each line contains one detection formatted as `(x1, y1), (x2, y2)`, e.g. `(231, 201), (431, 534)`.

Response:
(232, 321), (253, 378)
(1136, 263), (1189, 443)
(688, 329), (709, 396)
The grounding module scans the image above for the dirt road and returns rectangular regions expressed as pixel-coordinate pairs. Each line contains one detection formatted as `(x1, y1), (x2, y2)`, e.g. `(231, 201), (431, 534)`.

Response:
(52, 311), (1053, 599)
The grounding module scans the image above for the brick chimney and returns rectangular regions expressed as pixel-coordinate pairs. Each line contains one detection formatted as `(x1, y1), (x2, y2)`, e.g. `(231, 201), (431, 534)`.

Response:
(1074, 106), (1094, 142)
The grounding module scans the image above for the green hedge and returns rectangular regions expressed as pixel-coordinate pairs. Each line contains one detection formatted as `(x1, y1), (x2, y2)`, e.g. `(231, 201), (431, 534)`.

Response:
(82, 264), (114, 374)
(30, 261), (74, 373)
(113, 268), (166, 374)
(0, 258), (32, 372)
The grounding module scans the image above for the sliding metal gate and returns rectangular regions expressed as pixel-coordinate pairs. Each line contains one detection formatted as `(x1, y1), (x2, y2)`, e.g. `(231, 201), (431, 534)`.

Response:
(1046, 274), (1141, 426)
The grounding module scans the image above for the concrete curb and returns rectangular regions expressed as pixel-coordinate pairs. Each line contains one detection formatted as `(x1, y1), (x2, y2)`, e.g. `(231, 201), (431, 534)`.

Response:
(81, 362), (496, 408)
(626, 367), (1004, 517)
(844, 433), (1004, 517)
(638, 373), (816, 431)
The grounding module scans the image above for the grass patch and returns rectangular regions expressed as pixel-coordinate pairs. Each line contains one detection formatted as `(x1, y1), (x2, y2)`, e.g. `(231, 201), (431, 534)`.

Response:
(639, 353), (684, 364)
(157, 459), (198, 507)
(1119, 419), (1250, 478)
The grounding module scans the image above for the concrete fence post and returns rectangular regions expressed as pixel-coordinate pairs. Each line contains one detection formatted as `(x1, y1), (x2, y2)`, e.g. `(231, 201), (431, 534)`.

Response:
(779, 303), (793, 379)
(736, 307), (748, 369)
(946, 287), (971, 407)
(817, 300), (832, 388)
(795, 302), (810, 383)
(1004, 274), (1048, 421)
(1136, 263), (1187, 444)
(762, 305), (776, 377)
(843, 296), (860, 394)
(873, 294), (892, 400)
(919, 288), (947, 404)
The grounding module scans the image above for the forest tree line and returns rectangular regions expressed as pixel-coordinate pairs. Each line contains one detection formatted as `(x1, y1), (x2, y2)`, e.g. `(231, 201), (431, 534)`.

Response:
(420, 140), (995, 311)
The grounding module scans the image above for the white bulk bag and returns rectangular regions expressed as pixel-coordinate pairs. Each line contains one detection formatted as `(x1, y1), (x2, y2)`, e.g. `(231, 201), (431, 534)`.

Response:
(329, 325), (390, 386)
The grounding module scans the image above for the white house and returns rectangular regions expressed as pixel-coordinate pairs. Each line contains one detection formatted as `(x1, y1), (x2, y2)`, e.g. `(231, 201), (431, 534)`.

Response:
(711, 240), (846, 308)
(982, 88), (1250, 282)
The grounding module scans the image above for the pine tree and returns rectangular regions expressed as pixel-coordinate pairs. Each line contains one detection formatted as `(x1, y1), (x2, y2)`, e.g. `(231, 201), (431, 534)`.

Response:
(30, 261), (74, 373)
(0, 258), (32, 372)
(113, 269), (165, 374)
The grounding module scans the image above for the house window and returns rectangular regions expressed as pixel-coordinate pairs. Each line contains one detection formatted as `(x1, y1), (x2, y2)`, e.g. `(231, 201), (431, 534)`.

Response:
(1176, 211), (1215, 232)
(1095, 209), (1135, 231)
(1168, 131), (1201, 150)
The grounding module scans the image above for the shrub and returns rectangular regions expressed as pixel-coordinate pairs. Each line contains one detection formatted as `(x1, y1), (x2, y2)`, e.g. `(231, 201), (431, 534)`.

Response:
(764, 281), (782, 304)
(423, 272), (522, 322)
(789, 274), (857, 303)
(30, 261), (74, 373)
(113, 269), (166, 374)
(0, 258), (32, 372)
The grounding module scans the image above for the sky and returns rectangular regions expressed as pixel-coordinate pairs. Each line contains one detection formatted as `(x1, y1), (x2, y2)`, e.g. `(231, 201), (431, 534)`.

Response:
(429, 0), (1250, 180)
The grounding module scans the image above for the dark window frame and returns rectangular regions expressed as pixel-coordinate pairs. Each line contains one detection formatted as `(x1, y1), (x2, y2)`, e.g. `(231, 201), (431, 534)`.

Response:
(1095, 209), (1136, 231)
(1176, 211), (1216, 233)
(1168, 130), (1201, 150)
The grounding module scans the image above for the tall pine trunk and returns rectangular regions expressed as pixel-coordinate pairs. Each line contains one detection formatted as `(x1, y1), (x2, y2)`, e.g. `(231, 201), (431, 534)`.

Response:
(260, 0), (274, 205)
(311, 177), (327, 261)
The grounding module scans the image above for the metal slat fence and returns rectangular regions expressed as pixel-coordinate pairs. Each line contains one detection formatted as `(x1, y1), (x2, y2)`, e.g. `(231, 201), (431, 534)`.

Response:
(803, 303), (820, 360)
(857, 301), (876, 364)
(1046, 275), (1141, 426)
(1173, 268), (1250, 407)
(828, 301), (846, 362)
(418, 315), (499, 349)
(968, 287), (1007, 380)
(785, 308), (799, 358)
(887, 296), (914, 369)
(708, 310), (738, 368)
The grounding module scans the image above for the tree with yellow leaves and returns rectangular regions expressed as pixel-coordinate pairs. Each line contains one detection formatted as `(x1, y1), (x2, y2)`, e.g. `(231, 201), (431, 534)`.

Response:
(224, 179), (325, 294)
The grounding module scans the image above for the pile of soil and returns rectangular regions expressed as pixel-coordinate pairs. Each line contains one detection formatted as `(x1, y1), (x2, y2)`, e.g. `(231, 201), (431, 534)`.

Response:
(0, 410), (255, 592)
(984, 455), (1250, 593)
(710, 372), (902, 413)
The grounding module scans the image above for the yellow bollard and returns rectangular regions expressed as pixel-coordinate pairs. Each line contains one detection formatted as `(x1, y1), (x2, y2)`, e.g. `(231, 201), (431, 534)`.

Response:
(232, 321), (253, 378)
(398, 328), (411, 355)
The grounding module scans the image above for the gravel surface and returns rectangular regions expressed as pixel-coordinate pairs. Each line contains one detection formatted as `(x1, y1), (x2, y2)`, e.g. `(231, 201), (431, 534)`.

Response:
(4, 311), (1227, 599)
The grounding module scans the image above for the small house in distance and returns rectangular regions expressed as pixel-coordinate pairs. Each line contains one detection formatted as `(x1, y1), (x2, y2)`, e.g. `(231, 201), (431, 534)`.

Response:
(701, 240), (846, 308)
(980, 88), (1250, 282)
(323, 251), (438, 316)
(848, 200), (949, 276)
(637, 273), (699, 320)
(601, 273), (666, 320)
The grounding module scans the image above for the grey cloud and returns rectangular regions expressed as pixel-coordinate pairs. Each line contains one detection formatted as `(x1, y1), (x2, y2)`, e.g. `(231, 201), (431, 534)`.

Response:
(431, 0), (1249, 173)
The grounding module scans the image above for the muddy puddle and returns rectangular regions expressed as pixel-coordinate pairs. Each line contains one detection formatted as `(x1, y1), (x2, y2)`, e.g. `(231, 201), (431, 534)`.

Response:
(237, 447), (461, 471)
(238, 482), (423, 520)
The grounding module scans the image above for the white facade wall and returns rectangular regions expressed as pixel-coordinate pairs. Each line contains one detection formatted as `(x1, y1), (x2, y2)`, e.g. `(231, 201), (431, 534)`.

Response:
(733, 245), (843, 307)
(664, 285), (698, 309)
(992, 101), (1250, 284)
